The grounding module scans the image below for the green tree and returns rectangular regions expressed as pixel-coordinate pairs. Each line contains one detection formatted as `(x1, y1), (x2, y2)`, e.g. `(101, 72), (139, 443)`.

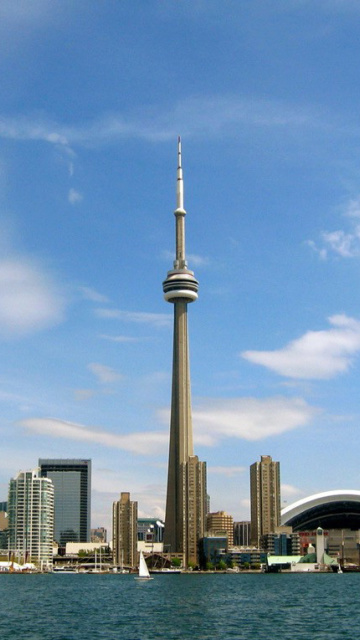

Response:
(171, 557), (181, 567)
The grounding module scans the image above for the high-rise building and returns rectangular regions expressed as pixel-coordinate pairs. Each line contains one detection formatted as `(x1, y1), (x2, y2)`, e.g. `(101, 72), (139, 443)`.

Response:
(233, 521), (251, 546)
(112, 492), (138, 569)
(39, 459), (91, 546)
(206, 511), (234, 547)
(250, 455), (281, 547)
(162, 138), (207, 566)
(7, 469), (54, 567)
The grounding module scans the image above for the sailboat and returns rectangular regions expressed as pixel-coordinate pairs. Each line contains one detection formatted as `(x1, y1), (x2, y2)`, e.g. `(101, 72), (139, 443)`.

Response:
(135, 551), (153, 580)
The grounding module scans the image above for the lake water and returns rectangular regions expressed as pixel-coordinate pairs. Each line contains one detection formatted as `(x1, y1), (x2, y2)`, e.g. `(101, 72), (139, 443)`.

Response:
(0, 572), (359, 640)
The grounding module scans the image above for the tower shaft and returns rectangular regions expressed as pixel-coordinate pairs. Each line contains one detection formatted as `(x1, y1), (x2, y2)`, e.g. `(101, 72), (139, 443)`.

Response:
(164, 302), (193, 556)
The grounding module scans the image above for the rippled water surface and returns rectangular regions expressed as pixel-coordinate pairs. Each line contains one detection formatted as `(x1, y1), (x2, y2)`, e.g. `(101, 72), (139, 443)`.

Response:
(1, 572), (359, 640)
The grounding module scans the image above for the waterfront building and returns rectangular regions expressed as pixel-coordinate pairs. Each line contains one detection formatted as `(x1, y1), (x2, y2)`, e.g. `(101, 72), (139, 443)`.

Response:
(0, 511), (8, 550)
(7, 469), (54, 567)
(138, 518), (164, 543)
(162, 138), (207, 566)
(199, 534), (228, 569)
(234, 521), (251, 546)
(250, 455), (280, 546)
(91, 527), (107, 543)
(112, 492), (138, 569)
(261, 528), (300, 555)
(227, 546), (268, 568)
(281, 490), (360, 565)
(39, 458), (91, 546)
(206, 511), (234, 547)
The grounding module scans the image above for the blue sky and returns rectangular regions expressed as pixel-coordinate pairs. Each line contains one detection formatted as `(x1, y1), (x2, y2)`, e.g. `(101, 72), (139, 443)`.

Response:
(1, 0), (360, 533)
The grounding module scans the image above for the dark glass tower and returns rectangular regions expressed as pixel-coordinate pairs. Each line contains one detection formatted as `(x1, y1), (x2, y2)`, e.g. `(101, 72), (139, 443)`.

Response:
(39, 458), (91, 546)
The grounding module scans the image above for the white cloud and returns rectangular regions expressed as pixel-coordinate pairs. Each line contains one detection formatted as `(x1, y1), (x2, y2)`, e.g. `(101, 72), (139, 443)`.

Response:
(187, 253), (209, 267)
(68, 188), (83, 205)
(17, 417), (169, 456)
(0, 95), (319, 149)
(189, 396), (316, 442)
(88, 362), (123, 384)
(0, 257), (65, 337)
(0, 115), (68, 145)
(242, 314), (360, 380)
(322, 227), (360, 258)
(306, 239), (327, 260)
(210, 466), (246, 477)
(96, 308), (172, 328)
(308, 196), (360, 259)
(345, 197), (360, 218)
(79, 286), (109, 303)
(162, 250), (209, 267)
(281, 484), (304, 499)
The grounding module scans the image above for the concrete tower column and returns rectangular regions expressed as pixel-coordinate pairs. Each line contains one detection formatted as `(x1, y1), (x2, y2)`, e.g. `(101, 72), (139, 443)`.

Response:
(162, 138), (205, 566)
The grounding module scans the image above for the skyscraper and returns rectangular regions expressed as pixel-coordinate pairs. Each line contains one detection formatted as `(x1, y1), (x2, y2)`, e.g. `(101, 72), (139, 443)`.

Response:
(7, 469), (54, 567)
(250, 455), (281, 547)
(112, 492), (138, 569)
(39, 459), (91, 546)
(163, 138), (207, 566)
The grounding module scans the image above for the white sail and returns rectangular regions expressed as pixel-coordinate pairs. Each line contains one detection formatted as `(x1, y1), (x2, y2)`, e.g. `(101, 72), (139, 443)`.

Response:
(138, 551), (150, 579)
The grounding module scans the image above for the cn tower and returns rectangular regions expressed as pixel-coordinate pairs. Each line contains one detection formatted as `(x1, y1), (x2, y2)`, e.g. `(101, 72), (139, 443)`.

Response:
(163, 138), (206, 566)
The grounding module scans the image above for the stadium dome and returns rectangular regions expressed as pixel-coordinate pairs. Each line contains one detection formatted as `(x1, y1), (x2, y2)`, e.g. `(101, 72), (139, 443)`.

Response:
(281, 490), (360, 531)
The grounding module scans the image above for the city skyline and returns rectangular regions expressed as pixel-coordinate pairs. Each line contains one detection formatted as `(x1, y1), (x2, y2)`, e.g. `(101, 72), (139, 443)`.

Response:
(1, 3), (360, 534)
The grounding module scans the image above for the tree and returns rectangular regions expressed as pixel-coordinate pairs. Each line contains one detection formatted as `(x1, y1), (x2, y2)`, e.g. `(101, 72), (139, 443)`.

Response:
(171, 557), (181, 567)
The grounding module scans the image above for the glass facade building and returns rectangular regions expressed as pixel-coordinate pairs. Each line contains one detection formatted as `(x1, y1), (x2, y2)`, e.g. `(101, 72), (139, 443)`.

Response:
(39, 459), (91, 546)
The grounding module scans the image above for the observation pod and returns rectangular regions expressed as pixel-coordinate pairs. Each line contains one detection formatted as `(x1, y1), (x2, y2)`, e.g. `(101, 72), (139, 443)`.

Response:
(163, 269), (199, 302)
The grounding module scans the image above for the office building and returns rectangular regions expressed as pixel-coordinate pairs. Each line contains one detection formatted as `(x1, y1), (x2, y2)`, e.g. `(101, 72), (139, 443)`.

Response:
(199, 534), (228, 569)
(91, 527), (107, 543)
(234, 521), (251, 546)
(206, 511), (234, 547)
(7, 469), (54, 567)
(262, 528), (300, 555)
(138, 518), (164, 543)
(250, 455), (281, 547)
(39, 459), (91, 546)
(112, 492), (138, 569)
(163, 138), (207, 566)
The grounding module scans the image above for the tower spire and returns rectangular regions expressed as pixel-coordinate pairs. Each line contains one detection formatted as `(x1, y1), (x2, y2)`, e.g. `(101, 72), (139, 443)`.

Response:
(176, 136), (184, 212)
